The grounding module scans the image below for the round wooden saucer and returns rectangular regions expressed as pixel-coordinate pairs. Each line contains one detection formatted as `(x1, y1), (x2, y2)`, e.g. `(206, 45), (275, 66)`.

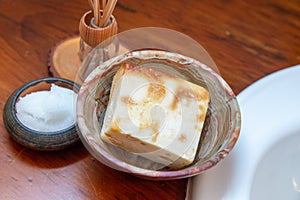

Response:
(48, 35), (82, 82)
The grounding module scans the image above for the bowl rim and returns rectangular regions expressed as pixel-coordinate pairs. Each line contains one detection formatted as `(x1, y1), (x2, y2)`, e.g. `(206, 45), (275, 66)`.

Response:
(76, 49), (241, 179)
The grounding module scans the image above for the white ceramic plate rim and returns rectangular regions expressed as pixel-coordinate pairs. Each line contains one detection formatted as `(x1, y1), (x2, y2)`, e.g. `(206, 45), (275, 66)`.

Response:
(190, 64), (300, 200)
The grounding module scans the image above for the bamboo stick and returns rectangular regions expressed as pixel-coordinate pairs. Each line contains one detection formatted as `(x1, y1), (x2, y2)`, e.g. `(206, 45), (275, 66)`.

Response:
(100, 0), (117, 27)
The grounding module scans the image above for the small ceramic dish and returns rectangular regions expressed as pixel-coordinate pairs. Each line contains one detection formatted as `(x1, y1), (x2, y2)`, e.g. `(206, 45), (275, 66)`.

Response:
(3, 77), (80, 151)
(76, 49), (241, 180)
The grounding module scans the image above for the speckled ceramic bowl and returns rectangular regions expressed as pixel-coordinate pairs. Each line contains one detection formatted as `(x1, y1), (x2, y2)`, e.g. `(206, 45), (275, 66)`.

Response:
(76, 49), (241, 180)
(3, 77), (81, 151)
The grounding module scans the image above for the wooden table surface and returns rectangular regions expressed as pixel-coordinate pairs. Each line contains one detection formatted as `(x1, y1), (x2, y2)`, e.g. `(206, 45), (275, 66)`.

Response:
(0, 0), (299, 199)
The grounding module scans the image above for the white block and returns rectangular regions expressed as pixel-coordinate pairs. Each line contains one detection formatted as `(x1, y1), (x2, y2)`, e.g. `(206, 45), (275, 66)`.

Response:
(101, 63), (210, 169)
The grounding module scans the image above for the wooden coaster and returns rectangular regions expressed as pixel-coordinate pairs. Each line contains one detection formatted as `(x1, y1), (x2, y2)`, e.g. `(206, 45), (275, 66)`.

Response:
(48, 35), (82, 82)
(48, 35), (129, 83)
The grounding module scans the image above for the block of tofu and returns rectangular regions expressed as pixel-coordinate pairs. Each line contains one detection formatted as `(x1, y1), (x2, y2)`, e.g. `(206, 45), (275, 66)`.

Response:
(100, 63), (210, 169)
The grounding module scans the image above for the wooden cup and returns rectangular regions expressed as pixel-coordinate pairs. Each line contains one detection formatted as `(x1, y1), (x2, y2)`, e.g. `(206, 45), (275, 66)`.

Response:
(79, 10), (118, 48)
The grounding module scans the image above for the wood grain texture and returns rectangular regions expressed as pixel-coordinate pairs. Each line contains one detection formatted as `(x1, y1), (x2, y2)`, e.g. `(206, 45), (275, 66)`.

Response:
(0, 0), (299, 199)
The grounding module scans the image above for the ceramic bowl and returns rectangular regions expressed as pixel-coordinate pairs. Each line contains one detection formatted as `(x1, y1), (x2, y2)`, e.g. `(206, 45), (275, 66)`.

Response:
(3, 77), (80, 151)
(76, 49), (241, 180)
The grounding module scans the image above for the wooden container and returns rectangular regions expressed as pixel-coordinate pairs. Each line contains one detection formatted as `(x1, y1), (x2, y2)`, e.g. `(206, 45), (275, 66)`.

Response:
(79, 10), (118, 48)
(48, 10), (118, 82)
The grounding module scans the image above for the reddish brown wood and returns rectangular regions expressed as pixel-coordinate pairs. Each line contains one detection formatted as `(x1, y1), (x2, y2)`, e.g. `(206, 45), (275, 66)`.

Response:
(0, 0), (300, 199)
(48, 35), (82, 81)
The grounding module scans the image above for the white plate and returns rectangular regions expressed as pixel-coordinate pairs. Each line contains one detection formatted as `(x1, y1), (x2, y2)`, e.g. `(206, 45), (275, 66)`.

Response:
(190, 64), (300, 200)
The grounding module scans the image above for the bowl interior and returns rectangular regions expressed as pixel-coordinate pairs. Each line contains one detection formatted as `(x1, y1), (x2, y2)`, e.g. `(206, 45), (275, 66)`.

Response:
(76, 50), (241, 179)
(18, 80), (76, 98)
(14, 78), (79, 132)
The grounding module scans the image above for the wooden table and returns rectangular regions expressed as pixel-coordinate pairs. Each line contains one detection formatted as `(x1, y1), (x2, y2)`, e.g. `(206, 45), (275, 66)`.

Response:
(0, 1), (299, 199)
